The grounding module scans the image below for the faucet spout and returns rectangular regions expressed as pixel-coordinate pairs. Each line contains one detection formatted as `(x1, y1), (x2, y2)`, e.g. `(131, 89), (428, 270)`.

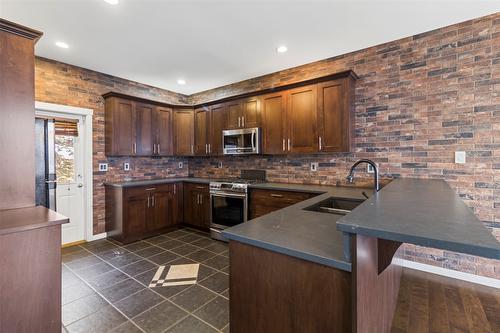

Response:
(346, 159), (380, 192)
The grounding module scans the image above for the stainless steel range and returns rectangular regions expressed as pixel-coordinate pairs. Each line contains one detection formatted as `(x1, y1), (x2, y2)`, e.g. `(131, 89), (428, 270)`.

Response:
(209, 178), (261, 241)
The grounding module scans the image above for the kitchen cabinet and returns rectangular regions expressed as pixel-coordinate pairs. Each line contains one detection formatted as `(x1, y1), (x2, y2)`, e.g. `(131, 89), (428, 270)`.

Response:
(105, 97), (135, 156)
(223, 97), (260, 129)
(249, 188), (317, 219)
(261, 92), (287, 154)
(183, 183), (210, 230)
(287, 85), (318, 153)
(104, 71), (356, 157)
(173, 108), (195, 156)
(105, 183), (180, 244)
(317, 78), (354, 152)
(135, 103), (154, 156)
(209, 103), (226, 155)
(194, 107), (210, 155)
(154, 106), (173, 156)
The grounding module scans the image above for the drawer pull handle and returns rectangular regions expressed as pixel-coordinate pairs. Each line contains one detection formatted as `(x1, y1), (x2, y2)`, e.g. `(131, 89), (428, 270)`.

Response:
(145, 188), (156, 191)
(196, 186), (205, 189)
(270, 194), (284, 198)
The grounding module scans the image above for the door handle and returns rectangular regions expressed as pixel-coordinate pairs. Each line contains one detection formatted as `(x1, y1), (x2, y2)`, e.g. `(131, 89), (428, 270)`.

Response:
(191, 144), (194, 155)
(77, 183), (83, 188)
(205, 144), (208, 154)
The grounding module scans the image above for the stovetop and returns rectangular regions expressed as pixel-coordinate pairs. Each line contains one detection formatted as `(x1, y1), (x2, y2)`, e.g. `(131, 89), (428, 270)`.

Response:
(210, 178), (265, 185)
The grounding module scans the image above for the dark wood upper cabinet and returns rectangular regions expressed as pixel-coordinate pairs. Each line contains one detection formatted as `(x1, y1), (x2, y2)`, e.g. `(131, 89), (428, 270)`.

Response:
(209, 103), (226, 155)
(104, 71), (356, 157)
(287, 85), (318, 153)
(317, 78), (354, 152)
(173, 108), (195, 156)
(194, 107), (210, 155)
(242, 96), (260, 128)
(262, 92), (287, 154)
(105, 97), (135, 156)
(135, 103), (154, 156)
(225, 100), (242, 129)
(154, 106), (173, 156)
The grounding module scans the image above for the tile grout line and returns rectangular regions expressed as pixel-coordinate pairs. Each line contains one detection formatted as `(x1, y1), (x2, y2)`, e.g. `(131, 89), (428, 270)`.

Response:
(63, 228), (229, 332)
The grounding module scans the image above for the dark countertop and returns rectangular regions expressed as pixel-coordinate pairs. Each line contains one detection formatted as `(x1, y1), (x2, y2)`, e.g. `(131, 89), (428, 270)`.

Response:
(223, 185), (371, 272)
(337, 178), (500, 260)
(0, 206), (69, 235)
(104, 177), (210, 187)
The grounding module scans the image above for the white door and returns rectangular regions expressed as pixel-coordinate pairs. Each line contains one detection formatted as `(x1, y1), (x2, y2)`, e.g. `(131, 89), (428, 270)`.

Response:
(54, 118), (86, 245)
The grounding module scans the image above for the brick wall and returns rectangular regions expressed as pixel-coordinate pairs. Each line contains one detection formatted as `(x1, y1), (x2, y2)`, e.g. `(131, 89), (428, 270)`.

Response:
(35, 57), (190, 234)
(188, 13), (500, 279)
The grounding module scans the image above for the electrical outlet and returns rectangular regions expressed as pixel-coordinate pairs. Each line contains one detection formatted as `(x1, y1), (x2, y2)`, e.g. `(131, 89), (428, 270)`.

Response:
(178, 162), (183, 169)
(367, 164), (375, 174)
(455, 151), (466, 164)
(98, 163), (108, 172)
(218, 161), (223, 169)
(123, 162), (130, 171)
(310, 162), (318, 172)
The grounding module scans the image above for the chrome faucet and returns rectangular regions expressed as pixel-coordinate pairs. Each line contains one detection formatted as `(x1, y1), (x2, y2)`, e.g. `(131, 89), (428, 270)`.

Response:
(346, 159), (380, 192)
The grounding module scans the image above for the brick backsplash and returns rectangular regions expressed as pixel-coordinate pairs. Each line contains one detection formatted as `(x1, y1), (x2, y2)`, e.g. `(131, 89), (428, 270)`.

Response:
(34, 12), (500, 279)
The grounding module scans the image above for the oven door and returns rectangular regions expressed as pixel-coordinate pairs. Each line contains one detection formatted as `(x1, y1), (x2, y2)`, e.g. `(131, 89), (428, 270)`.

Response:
(210, 192), (248, 230)
(223, 128), (260, 155)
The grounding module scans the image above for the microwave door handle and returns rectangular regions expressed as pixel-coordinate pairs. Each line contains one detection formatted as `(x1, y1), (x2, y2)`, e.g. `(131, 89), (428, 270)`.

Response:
(251, 130), (255, 151)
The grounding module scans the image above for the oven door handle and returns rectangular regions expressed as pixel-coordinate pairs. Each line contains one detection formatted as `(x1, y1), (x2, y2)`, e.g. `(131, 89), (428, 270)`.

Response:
(210, 192), (247, 199)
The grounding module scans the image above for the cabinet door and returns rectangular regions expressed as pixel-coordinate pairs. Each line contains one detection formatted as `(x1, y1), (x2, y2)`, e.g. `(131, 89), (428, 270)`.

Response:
(210, 103), (226, 155)
(242, 97), (260, 128)
(194, 108), (210, 155)
(287, 85), (318, 153)
(135, 103), (154, 156)
(148, 186), (175, 232)
(154, 106), (173, 156)
(262, 92), (287, 154)
(174, 109), (194, 156)
(183, 184), (196, 226)
(173, 183), (183, 225)
(317, 79), (350, 152)
(225, 100), (242, 129)
(106, 98), (135, 156)
(125, 194), (148, 242)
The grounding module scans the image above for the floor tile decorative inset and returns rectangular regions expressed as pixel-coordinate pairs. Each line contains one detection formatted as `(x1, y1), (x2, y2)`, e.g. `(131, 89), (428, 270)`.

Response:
(149, 264), (200, 287)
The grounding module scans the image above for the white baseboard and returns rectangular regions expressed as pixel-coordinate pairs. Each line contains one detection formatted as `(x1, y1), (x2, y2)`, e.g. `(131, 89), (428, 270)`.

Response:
(394, 259), (500, 289)
(87, 232), (107, 242)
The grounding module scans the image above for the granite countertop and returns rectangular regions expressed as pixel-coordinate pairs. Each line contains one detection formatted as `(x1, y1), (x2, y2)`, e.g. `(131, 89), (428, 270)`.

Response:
(0, 206), (69, 235)
(337, 178), (500, 260)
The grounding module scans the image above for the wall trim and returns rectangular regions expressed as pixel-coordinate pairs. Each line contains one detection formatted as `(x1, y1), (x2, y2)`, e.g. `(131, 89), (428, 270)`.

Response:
(87, 232), (107, 242)
(394, 259), (500, 289)
(35, 101), (95, 242)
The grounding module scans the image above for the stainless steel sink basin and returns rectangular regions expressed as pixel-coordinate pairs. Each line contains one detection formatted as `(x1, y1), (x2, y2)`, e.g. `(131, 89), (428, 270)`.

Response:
(304, 197), (365, 216)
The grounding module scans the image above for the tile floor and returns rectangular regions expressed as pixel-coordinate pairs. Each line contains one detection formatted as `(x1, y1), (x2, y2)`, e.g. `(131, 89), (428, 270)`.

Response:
(61, 228), (229, 333)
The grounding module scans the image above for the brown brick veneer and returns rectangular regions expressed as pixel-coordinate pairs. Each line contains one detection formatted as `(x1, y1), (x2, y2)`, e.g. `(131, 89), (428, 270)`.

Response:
(35, 12), (500, 278)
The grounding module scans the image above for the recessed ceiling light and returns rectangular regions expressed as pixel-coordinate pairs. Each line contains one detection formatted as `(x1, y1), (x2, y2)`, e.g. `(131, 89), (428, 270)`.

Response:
(177, 79), (186, 85)
(277, 45), (288, 53)
(104, 0), (119, 4)
(55, 41), (69, 49)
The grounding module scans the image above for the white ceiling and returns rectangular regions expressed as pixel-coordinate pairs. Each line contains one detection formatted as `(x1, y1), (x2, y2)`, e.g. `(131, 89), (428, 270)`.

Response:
(1, 0), (499, 95)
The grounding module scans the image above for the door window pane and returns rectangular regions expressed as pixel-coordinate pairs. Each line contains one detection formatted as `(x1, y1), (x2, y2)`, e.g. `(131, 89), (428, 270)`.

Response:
(55, 135), (75, 184)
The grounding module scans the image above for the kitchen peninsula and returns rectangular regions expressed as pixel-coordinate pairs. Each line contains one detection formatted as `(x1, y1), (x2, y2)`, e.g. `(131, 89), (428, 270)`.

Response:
(223, 178), (500, 333)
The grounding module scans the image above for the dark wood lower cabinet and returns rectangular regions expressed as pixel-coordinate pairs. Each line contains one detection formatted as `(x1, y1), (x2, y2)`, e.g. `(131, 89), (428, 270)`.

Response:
(105, 183), (181, 244)
(183, 183), (210, 230)
(249, 188), (317, 219)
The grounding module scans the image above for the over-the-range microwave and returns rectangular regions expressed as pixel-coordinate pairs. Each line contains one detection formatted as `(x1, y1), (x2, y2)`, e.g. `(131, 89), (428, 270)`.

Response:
(222, 127), (261, 155)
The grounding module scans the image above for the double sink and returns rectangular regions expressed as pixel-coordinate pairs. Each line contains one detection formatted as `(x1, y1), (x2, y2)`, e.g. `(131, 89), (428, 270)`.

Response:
(304, 197), (365, 216)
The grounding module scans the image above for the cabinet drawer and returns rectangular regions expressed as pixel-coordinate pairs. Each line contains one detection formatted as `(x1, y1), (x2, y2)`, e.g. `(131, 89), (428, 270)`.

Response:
(249, 188), (316, 219)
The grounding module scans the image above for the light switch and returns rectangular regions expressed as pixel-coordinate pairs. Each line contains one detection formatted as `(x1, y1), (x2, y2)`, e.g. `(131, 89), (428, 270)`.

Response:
(455, 151), (466, 164)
